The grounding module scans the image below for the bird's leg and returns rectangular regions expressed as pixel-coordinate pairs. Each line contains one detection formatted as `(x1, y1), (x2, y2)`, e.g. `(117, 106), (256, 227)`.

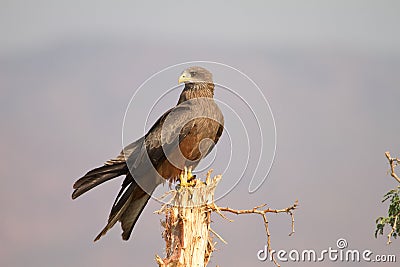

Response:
(186, 166), (196, 183)
(179, 166), (197, 187)
(179, 166), (189, 187)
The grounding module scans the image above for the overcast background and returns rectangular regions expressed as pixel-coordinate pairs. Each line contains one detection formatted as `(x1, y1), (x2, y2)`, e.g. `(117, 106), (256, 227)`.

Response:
(1, 1), (400, 266)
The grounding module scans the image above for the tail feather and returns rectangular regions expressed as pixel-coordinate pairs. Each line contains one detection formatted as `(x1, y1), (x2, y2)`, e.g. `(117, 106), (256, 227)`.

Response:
(94, 180), (154, 241)
(94, 183), (135, 241)
(72, 163), (127, 199)
(120, 187), (153, 240)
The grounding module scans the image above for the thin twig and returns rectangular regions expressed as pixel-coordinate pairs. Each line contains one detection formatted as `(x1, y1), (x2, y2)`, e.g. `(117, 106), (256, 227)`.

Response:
(209, 227), (228, 244)
(289, 210), (296, 236)
(208, 203), (233, 222)
(385, 151), (400, 183)
(208, 201), (298, 216)
(387, 215), (399, 245)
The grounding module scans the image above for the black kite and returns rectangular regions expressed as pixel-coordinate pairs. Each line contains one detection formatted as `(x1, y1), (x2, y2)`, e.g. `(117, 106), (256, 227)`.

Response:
(72, 66), (224, 241)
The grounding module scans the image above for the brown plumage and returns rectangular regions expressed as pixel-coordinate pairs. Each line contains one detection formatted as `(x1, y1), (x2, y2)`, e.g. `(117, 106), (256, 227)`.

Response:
(72, 66), (224, 241)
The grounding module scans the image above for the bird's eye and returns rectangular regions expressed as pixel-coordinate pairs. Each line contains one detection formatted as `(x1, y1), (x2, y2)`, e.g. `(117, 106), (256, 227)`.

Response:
(190, 71), (196, 77)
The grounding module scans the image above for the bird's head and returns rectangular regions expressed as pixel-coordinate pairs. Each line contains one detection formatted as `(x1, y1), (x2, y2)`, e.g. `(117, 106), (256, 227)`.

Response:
(178, 66), (213, 84)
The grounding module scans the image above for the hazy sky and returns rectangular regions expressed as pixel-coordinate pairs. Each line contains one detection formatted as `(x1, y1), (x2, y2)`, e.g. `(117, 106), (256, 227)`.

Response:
(1, 1), (400, 55)
(1, 1), (400, 267)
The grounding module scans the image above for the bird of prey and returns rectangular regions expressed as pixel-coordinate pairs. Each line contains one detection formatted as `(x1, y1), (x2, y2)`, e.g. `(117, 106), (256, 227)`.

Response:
(72, 66), (224, 241)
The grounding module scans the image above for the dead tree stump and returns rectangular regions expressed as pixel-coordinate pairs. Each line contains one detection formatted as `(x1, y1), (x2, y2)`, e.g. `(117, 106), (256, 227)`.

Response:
(155, 169), (298, 267)
(155, 170), (220, 267)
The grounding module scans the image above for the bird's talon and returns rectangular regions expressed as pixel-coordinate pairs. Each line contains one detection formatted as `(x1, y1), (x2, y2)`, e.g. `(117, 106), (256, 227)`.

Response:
(179, 166), (197, 187)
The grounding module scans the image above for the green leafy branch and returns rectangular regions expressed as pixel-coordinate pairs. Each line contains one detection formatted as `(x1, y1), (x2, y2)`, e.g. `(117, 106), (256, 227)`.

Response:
(376, 186), (400, 244)
(375, 152), (400, 244)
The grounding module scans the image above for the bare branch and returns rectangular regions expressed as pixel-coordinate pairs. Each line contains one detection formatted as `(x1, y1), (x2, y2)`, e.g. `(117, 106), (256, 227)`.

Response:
(387, 215), (399, 245)
(209, 227), (227, 244)
(385, 151), (400, 183)
(207, 200), (299, 267)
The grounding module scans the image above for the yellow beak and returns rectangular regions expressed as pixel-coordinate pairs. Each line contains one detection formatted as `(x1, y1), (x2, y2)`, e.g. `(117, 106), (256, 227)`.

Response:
(178, 73), (191, 84)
